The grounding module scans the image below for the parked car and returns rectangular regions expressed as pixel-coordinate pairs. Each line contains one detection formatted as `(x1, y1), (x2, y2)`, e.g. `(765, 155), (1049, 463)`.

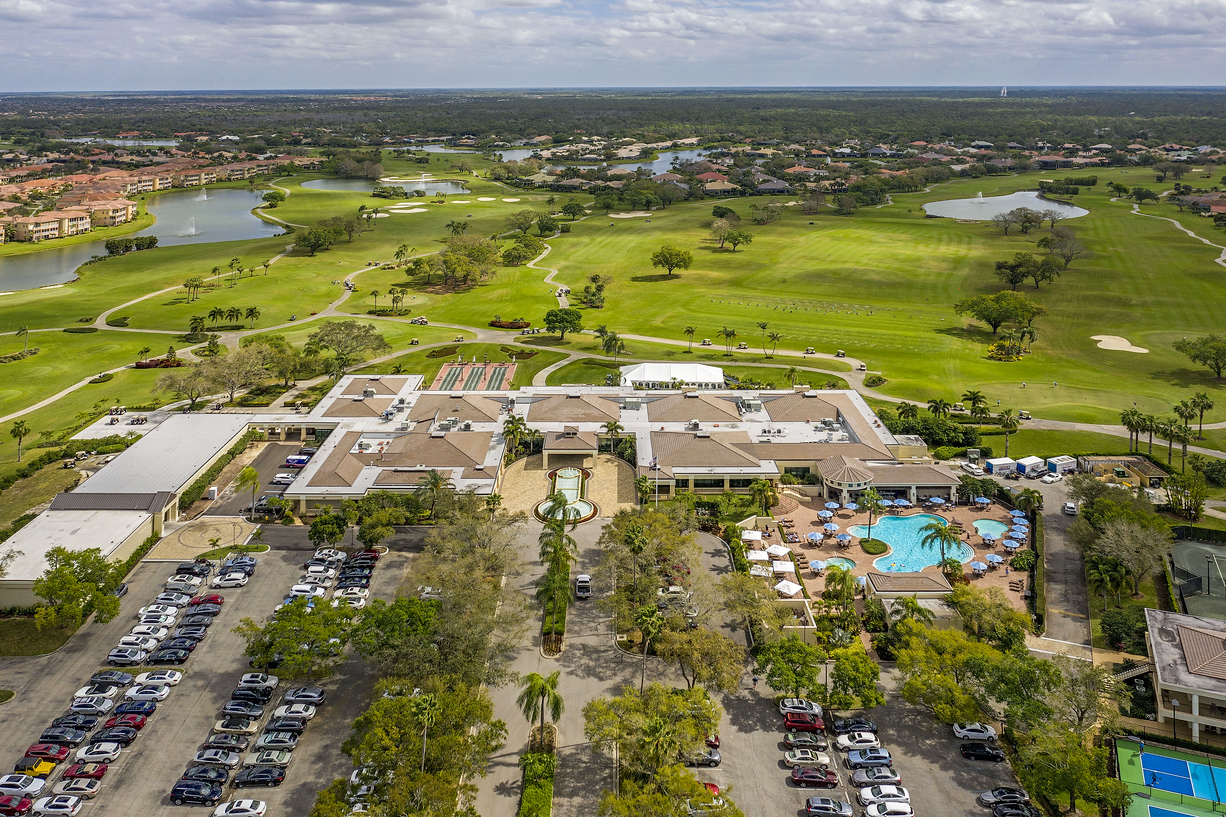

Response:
(138, 604), (181, 618)
(203, 735), (250, 753)
(36, 730), (85, 749)
(193, 750), (241, 769)
(0, 796), (32, 816)
(790, 767), (838, 789)
(846, 748), (893, 769)
(242, 751), (291, 769)
(953, 723), (997, 741)
(181, 766), (230, 785)
(224, 701), (265, 719)
(59, 765), (106, 782)
(978, 788), (1030, 807)
(128, 626), (169, 641)
(851, 767), (902, 786)
(102, 714), (146, 731)
(50, 780), (97, 801)
(253, 733), (298, 751)
(804, 796), (853, 816)
(287, 585), (326, 599)
(1040, 473), (1061, 484)
(779, 699), (823, 717)
(113, 701), (156, 717)
(961, 742), (1006, 762)
(162, 638), (198, 653)
(92, 728), (137, 747)
(106, 648), (147, 667)
(170, 781), (224, 807)
(68, 698), (112, 715)
(173, 626), (209, 640)
(116, 636), (160, 653)
(783, 712), (824, 733)
(191, 594), (225, 607)
(1062, 502), (1077, 515)
(785, 732), (829, 751)
(73, 744), (121, 764)
(89, 671), (133, 688)
(0, 778), (44, 798)
(231, 688), (273, 705)
(830, 717), (877, 735)
(265, 717), (307, 735)
(681, 749), (720, 768)
(283, 687), (326, 705)
(211, 573), (249, 589)
(135, 670), (182, 687)
(213, 799), (267, 817)
(21, 748), (67, 765)
(8, 767), (50, 786)
(190, 604), (223, 617)
(156, 593), (192, 606)
(238, 674), (279, 691)
(857, 786), (910, 806)
(213, 719), (258, 735)
(992, 805), (1041, 817)
(269, 474), (295, 486)
(125, 685), (170, 702)
(834, 732), (881, 751)
(864, 804), (914, 817)
(233, 766), (285, 788)
(784, 749), (832, 769)
(29, 796), (81, 816)
(136, 614), (177, 628)
(176, 563), (213, 577)
(46, 718), (95, 734)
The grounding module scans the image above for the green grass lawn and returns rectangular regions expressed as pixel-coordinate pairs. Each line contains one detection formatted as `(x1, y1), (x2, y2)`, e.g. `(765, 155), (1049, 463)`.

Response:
(1087, 573), (1159, 654)
(987, 428), (1134, 460)
(0, 618), (73, 656)
(246, 318), (473, 359)
(0, 461), (80, 528)
(356, 342), (566, 388)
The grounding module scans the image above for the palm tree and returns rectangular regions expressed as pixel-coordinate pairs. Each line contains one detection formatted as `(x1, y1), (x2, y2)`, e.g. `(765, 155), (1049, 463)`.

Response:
(1158, 419), (1177, 466)
(683, 325), (696, 353)
(262, 260), (270, 275)
(892, 595), (935, 626)
(927, 398), (951, 417)
(822, 564), (856, 611)
(859, 488), (885, 543)
(756, 321), (770, 356)
(961, 389), (986, 412)
(1105, 559), (1129, 606)
(394, 244), (410, 263)
(9, 420), (29, 462)
(602, 420), (623, 451)
(226, 306), (242, 324)
(634, 605), (664, 692)
(1086, 559), (1113, 608)
(1192, 392), (1215, 439)
(719, 327), (737, 355)
(897, 402), (919, 421)
(624, 522), (646, 594)
(237, 465), (261, 519)
(137, 346), (150, 362)
(1142, 414), (1158, 454)
(414, 469), (454, 516)
(1014, 488), (1044, 516)
(767, 331), (783, 357)
(1120, 408), (1143, 453)
(245, 307), (260, 328)
(446, 220), (469, 236)
(786, 366), (799, 386)
(188, 315), (205, 336)
(408, 694), (440, 773)
(969, 403), (991, 423)
(515, 671), (564, 741)
(640, 715), (680, 777)
(15, 326), (28, 353)
(1172, 423), (1193, 471)
(503, 415), (528, 460)
(370, 290), (380, 309)
(749, 478), (778, 514)
(1175, 400), (1197, 430)
(391, 291), (404, 313)
(997, 409), (1019, 458)
(919, 519), (962, 574)
(209, 307), (225, 324)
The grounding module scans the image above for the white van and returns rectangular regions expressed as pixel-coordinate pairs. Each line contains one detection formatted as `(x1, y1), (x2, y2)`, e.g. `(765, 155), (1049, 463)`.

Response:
(961, 462), (985, 476)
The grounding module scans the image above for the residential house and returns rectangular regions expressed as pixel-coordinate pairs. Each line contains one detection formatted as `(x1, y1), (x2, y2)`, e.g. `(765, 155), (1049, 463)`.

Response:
(11, 209), (92, 241)
(755, 180), (793, 195)
(703, 180), (738, 196)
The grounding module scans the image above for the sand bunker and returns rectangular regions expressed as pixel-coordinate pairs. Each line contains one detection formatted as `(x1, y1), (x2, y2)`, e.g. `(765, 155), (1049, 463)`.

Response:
(477, 197), (496, 201)
(450, 200), (471, 204)
(389, 208), (429, 214)
(501, 197), (521, 202)
(609, 211), (653, 219)
(1092, 335), (1149, 353)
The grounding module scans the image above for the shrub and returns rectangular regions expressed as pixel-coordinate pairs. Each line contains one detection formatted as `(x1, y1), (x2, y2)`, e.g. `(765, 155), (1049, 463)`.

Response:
(77, 317), (93, 323)
(489, 320), (530, 329)
(0, 349), (38, 365)
(105, 316), (130, 327)
(863, 374), (888, 388)
(88, 373), (114, 384)
(426, 346), (459, 359)
(860, 538), (888, 555)
(1100, 606), (1148, 654)
(1010, 549), (1036, 571)
(63, 327), (98, 334)
(178, 429), (266, 512)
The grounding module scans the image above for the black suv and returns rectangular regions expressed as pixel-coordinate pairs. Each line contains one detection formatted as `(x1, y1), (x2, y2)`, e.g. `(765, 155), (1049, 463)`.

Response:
(170, 780), (223, 806)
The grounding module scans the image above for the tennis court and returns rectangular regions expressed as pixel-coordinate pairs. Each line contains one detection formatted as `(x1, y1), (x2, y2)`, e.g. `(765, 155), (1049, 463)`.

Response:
(1118, 739), (1226, 817)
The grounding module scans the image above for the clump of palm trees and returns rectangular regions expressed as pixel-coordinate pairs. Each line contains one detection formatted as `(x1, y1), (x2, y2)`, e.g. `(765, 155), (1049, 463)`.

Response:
(202, 306), (262, 329)
(538, 497), (579, 652)
(1120, 395), (1213, 472)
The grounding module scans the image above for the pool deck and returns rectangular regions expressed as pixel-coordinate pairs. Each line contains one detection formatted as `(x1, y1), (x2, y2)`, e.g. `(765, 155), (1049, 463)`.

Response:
(763, 494), (1027, 610)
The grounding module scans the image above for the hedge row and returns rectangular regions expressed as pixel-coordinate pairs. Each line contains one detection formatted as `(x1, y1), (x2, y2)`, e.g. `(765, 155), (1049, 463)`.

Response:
(517, 752), (555, 817)
(105, 317), (129, 327)
(0, 348), (38, 365)
(178, 429), (266, 512)
(1160, 555), (1180, 613)
(0, 436), (136, 498)
(1031, 513), (1046, 633)
(63, 327), (99, 334)
(118, 533), (163, 578)
(1171, 525), (1226, 544)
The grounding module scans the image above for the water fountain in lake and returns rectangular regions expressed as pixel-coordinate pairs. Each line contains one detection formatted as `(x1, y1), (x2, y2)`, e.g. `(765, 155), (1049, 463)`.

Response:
(179, 217), (199, 237)
(195, 189), (208, 201)
(976, 192), (984, 199)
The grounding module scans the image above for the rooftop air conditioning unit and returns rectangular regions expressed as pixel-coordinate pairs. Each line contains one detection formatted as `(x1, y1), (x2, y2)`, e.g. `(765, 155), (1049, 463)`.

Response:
(568, 391), (582, 398)
(450, 392), (464, 399)
(684, 391), (699, 398)
(399, 423), (410, 431)
(370, 375), (382, 381)
(461, 421), (473, 431)
(687, 420), (700, 430)
(695, 430), (711, 438)
(363, 388), (376, 398)
(352, 396), (365, 402)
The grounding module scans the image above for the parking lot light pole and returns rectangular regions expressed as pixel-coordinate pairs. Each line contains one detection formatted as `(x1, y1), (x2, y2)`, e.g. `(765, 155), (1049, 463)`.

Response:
(1207, 555), (1214, 597)
(1172, 698), (1181, 740)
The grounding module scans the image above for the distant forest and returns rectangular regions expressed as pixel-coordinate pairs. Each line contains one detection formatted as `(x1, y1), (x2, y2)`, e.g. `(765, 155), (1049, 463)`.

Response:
(4, 88), (1226, 145)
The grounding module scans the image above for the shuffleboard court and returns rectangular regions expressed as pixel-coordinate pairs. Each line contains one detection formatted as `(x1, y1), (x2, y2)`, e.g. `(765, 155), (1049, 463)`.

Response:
(428, 362), (518, 391)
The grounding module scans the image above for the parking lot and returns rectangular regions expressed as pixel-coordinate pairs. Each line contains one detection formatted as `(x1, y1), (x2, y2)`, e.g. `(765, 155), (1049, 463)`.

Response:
(206, 443), (302, 518)
(707, 668), (1019, 817)
(0, 538), (410, 816)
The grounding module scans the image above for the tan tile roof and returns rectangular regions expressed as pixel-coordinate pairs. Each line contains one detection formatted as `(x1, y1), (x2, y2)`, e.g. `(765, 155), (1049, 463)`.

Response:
(762, 393), (838, 423)
(527, 394), (620, 424)
(866, 464), (959, 486)
(384, 430), (491, 466)
(866, 572), (952, 593)
(408, 394), (502, 423)
(817, 455), (873, 484)
(1178, 624), (1226, 679)
(340, 376), (411, 397)
(645, 393), (740, 423)
(649, 431), (761, 476)
(544, 430), (598, 450)
(323, 397), (394, 418)
(734, 442), (894, 463)
(307, 432), (363, 487)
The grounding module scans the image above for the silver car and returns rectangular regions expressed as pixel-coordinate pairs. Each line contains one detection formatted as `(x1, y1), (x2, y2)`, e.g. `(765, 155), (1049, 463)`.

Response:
(851, 767), (902, 787)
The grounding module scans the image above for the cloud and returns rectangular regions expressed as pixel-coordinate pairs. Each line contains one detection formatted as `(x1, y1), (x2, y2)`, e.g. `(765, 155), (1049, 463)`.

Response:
(2, 0), (1226, 89)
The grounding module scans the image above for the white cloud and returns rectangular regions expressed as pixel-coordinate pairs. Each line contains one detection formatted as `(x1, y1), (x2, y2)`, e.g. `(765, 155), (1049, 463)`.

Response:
(2, 0), (1226, 89)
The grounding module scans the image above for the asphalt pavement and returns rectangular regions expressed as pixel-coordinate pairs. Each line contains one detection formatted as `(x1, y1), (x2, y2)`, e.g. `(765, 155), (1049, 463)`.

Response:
(206, 443), (302, 518)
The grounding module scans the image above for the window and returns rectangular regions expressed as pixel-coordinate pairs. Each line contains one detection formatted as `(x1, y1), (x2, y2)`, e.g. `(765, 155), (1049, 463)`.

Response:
(675, 479), (690, 489)
(729, 478), (753, 489)
(784, 467), (811, 477)
(693, 478), (724, 489)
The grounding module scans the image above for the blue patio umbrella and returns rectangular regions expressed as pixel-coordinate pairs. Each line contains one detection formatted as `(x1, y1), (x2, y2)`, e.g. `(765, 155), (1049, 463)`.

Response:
(843, 502), (859, 511)
(1009, 531), (1026, 540)
(818, 510), (834, 519)
(893, 499), (911, 507)
(810, 560), (826, 570)
(836, 533), (852, 541)
(825, 502), (841, 510)
(1011, 525), (1029, 534)
(982, 532), (998, 542)
(970, 561), (988, 571)
(985, 553), (1004, 564)
(974, 496), (991, 504)
(806, 532), (821, 542)
(879, 499), (895, 507)
(1010, 509), (1026, 517)
(823, 523), (840, 533)
(929, 497), (946, 505)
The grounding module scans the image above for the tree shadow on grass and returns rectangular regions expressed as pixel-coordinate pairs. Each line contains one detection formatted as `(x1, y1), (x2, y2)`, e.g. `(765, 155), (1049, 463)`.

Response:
(1146, 367), (1224, 390)
(934, 325), (996, 344)
(629, 274), (682, 283)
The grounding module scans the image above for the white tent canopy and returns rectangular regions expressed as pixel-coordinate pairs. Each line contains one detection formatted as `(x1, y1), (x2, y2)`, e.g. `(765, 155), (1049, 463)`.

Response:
(772, 560), (796, 574)
(747, 550), (769, 562)
(774, 580), (803, 597)
(766, 544), (792, 557)
(741, 530), (763, 542)
(619, 362), (725, 389)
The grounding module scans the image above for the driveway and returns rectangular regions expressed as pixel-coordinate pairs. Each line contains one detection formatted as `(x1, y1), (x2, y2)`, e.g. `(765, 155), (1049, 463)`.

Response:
(206, 442), (301, 517)
(0, 544), (409, 817)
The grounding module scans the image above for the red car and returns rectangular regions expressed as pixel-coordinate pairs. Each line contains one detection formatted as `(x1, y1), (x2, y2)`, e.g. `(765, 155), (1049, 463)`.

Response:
(190, 594), (224, 607)
(783, 712), (825, 733)
(354, 549), (380, 561)
(0, 795), (32, 816)
(791, 767), (838, 789)
(23, 745), (69, 762)
(62, 763), (108, 780)
(104, 714), (147, 731)
(705, 734), (721, 749)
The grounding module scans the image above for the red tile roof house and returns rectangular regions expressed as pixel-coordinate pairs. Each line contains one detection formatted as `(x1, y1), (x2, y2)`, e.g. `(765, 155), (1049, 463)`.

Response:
(695, 172), (729, 182)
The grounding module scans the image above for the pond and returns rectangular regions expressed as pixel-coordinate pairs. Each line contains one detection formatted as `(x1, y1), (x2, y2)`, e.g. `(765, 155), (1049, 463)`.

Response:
(922, 191), (1088, 221)
(0, 188), (282, 292)
(301, 178), (470, 196)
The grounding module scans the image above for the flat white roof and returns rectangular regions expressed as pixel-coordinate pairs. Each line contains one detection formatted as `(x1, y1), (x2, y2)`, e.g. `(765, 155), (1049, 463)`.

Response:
(76, 413), (253, 496)
(619, 362), (724, 384)
(2, 510), (151, 582)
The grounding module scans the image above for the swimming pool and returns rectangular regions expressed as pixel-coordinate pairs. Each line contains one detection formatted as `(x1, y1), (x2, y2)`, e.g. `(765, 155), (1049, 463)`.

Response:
(849, 513), (975, 572)
(973, 519), (1010, 538)
(825, 557), (857, 570)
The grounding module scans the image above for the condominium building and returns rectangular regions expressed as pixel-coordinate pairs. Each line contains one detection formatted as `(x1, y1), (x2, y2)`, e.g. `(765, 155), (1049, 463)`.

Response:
(11, 210), (92, 241)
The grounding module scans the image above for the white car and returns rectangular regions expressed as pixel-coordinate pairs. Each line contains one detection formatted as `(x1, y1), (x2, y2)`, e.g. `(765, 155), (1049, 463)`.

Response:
(214, 799), (267, 817)
(288, 584), (326, 599)
(117, 636), (160, 652)
(166, 574), (204, 589)
(314, 548), (345, 561)
(73, 685), (121, 699)
(243, 750), (291, 768)
(211, 573), (250, 588)
(332, 587), (369, 600)
(783, 748), (832, 768)
(135, 670), (183, 686)
(238, 673), (279, 690)
(31, 795), (82, 816)
(51, 779), (100, 800)
(332, 596), (366, 610)
(1040, 473), (1062, 484)
(303, 565), (337, 581)
(953, 722), (997, 741)
(137, 614), (177, 628)
(0, 774), (46, 797)
(129, 625), (170, 641)
(156, 592), (192, 606)
(270, 473), (296, 486)
(139, 604), (182, 617)
(864, 803), (914, 817)
(273, 704), (316, 720)
(69, 697), (114, 714)
(125, 684), (171, 701)
(1063, 502), (1077, 515)
(75, 742), (122, 763)
(858, 786), (911, 806)
(779, 698), (823, 717)
(835, 732), (882, 751)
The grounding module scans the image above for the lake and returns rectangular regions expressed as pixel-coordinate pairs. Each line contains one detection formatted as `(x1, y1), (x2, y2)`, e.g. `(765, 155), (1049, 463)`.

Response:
(922, 191), (1088, 221)
(301, 178), (470, 195)
(0, 188), (282, 292)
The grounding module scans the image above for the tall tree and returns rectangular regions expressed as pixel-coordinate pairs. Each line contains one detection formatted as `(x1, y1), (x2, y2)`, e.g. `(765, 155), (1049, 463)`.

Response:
(650, 245), (694, 277)
(754, 635), (825, 698)
(237, 465), (261, 520)
(683, 325), (696, 353)
(515, 671), (564, 735)
(9, 420), (29, 462)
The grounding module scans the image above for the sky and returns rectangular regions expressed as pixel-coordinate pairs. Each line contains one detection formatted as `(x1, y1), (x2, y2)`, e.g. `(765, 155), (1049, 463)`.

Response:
(2, 0), (1225, 91)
